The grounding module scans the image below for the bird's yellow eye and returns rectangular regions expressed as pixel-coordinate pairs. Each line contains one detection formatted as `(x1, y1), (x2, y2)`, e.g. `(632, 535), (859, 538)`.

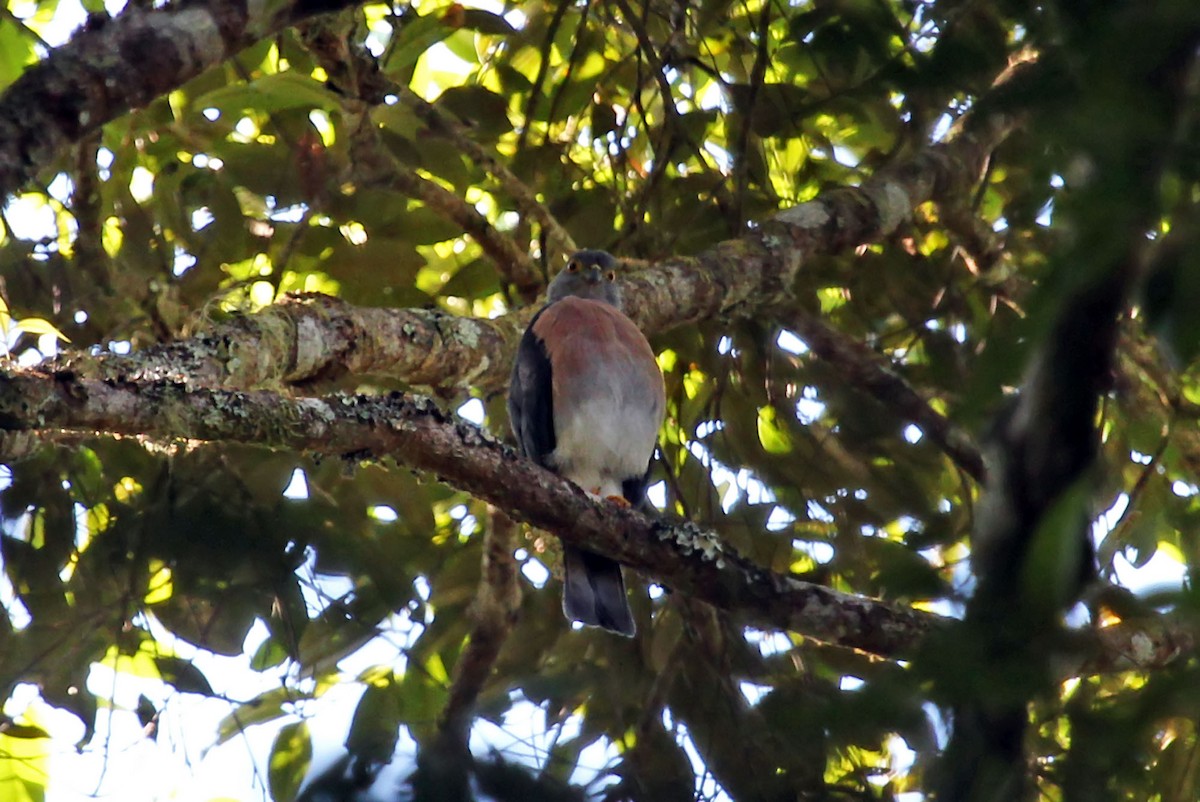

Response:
(566, 261), (579, 272)
(606, 270), (617, 281)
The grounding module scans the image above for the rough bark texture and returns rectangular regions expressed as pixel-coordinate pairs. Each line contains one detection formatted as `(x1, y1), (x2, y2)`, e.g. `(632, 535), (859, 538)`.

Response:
(0, 365), (939, 657)
(63, 293), (521, 393)
(1083, 617), (1198, 674)
(57, 110), (1014, 403)
(0, 365), (1193, 675)
(0, 0), (363, 196)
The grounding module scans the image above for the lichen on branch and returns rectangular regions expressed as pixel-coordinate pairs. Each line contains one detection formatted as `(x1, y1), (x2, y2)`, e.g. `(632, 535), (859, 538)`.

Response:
(0, 364), (1190, 675)
(0, 364), (937, 656)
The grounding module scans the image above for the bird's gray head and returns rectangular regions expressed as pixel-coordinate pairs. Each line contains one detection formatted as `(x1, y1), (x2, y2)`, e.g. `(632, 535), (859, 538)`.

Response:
(546, 250), (622, 309)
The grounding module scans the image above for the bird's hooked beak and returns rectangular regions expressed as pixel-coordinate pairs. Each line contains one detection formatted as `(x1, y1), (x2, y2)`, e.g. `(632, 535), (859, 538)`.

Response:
(583, 266), (604, 284)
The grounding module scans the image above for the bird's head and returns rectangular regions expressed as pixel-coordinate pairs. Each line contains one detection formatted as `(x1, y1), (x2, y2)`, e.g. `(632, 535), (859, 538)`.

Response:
(546, 250), (622, 309)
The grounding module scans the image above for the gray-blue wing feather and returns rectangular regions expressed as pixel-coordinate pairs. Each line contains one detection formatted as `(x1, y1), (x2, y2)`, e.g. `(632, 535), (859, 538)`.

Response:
(508, 308), (556, 464)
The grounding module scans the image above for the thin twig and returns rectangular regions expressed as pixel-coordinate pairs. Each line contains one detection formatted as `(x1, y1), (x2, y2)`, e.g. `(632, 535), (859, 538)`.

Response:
(780, 307), (986, 481)
(438, 507), (522, 747)
(345, 108), (541, 292)
(732, 1), (773, 234)
(515, 0), (575, 152)
(396, 86), (577, 269)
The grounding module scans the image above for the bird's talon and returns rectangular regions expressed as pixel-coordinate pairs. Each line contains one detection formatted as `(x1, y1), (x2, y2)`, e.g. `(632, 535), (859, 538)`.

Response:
(605, 495), (631, 507)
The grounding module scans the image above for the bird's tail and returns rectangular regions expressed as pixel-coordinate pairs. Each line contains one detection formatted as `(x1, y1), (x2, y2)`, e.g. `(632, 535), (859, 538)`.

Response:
(562, 544), (635, 637)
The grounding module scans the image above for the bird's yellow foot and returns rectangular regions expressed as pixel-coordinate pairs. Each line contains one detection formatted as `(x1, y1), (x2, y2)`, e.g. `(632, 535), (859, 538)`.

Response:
(605, 495), (631, 507)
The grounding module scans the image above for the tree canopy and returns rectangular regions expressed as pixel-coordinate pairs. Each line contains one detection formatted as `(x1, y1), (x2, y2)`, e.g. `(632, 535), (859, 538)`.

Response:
(2, 0), (1200, 800)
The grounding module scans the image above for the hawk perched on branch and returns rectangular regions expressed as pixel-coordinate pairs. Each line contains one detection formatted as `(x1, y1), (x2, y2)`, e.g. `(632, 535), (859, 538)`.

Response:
(508, 250), (665, 636)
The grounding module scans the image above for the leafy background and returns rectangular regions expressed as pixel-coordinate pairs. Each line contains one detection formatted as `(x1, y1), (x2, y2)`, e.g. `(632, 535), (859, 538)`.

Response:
(2, 0), (1200, 800)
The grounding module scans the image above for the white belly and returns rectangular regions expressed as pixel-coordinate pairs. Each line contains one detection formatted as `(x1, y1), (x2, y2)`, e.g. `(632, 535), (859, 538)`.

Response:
(552, 396), (657, 496)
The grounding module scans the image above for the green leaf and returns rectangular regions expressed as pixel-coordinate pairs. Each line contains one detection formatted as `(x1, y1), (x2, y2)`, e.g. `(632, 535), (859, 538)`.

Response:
(99, 642), (161, 681)
(862, 538), (948, 600)
(153, 592), (258, 657)
(345, 677), (403, 765)
(13, 317), (68, 342)
(385, 11), (456, 77)
(439, 258), (499, 299)
(250, 637), (290, 671)
(435, 86), (512, 140)
(216, 687), (310, 745)
(268, 721), (312, 802)
(398, 664), (449, 741)
(1141, 236), (1200, 367)
(0, 25), (36, 94)
(154, 655), (215, 696)
(296, 614), (379, 678)
(727, 83), (810, 137)
(0, 716), (50, 802)
(1019, 477), (1092, 616)
(192, 72), (341, 115)
(756, 406), (794, 454)
(541, 735), (591, 784)
(459, 9), (516, 35)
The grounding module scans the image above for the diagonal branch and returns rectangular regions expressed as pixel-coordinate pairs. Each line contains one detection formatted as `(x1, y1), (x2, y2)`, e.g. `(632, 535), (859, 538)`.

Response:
(781, 307), (986, 481)
(0, 0), (368, 197)
(293, 14), (572, 290)
(0, 365), (940, 658)
(344, 106), (542, 294)
(394, 85), (578, 267)
(437, 507), (521, 749)
(56, 94), (1019, 399)
(0, 365), (1195, 677)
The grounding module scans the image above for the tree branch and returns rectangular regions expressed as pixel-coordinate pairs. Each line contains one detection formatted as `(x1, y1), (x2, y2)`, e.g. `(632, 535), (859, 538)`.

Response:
(438, 507), (521, 748)
(0, 0), (367, 197)
(293, 13), (571, 292)
(0, 365), (937, 657)
(344, 106), (542, 294)
(781, 307), (986, 481)
(935, 33), (1200, 800)
(394, 85), (578, 268)
(0, 365), (1195, 677)
(60, 292), (523, 393)
(56, 99), (1018, 398)
(1083, 617), (1198, 675)
(612, 0), (737, 226)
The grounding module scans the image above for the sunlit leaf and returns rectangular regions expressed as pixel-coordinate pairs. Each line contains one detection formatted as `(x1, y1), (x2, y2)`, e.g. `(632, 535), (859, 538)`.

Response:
(756, 406), (794, 454)
(268, 721), (312, 802)
(251, 637), (290, 672)
(193, 72), (340, 115)
(216, 687), (310, 746)
(0, 707), (50, 802)
(0, 25), (37, 94)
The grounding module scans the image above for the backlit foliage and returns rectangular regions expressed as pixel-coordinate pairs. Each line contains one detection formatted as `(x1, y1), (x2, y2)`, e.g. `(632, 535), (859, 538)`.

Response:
(2, 1), (1200, 800)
